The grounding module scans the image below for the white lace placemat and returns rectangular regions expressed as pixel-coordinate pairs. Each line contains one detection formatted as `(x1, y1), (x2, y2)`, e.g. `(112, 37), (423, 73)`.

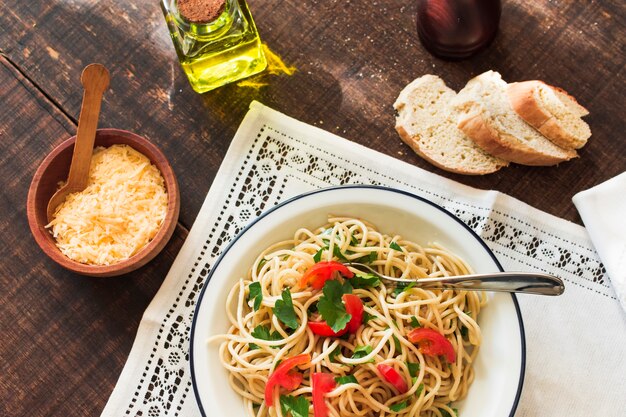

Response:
(101, 101), (626, 417)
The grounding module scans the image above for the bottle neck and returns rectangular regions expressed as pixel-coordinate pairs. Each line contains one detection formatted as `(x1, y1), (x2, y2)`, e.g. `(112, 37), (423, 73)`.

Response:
(170, 0), (236, 38)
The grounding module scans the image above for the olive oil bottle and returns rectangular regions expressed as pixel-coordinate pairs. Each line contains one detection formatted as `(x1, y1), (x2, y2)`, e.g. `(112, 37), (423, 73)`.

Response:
(161, 0), (267, 93)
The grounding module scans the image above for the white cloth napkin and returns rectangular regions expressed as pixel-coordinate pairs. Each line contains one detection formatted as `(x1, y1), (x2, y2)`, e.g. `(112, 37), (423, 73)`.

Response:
(101, 101), (626, 417)
(573, 172), (626, 312)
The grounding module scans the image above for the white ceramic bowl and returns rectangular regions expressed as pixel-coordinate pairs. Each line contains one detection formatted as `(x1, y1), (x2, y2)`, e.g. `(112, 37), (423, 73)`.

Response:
(190, 186), (525, 417)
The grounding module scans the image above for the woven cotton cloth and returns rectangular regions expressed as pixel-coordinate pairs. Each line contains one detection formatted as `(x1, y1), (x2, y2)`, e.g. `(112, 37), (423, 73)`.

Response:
(101, 102), (626, 417)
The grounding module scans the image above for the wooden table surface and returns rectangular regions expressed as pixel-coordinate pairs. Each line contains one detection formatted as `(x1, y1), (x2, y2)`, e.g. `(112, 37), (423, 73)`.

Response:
(1, 0), (624, 415)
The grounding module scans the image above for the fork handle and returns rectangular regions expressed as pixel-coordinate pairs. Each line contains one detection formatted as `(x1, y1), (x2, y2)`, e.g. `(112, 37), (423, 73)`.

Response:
(388, 272), (565, 296)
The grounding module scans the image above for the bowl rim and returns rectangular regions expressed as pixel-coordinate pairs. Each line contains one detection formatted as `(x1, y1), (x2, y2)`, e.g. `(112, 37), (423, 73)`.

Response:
(26, 128), (180, 277)
(189, 184), (526, 417)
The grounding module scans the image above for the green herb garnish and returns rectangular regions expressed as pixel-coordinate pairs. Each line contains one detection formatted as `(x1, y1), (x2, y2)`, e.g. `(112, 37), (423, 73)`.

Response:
(392, 281), (416, 297)
(334, 374), (358, 385)
(351, 345), (373, 360)
(249, 325), (282, 350)
(351, 273), (381, 289)
(392, 334), (402, 351)
(332, 245), (349, 262)
(390, 401), (408, 412)
(280, 395), (310, 417)
(329, 345), (342, 362)
(354, 251), (377, 264)
(415, 383), (424, 396)
(313, 247), (324, 263)
(256, 258), (268, 274)
(248, 282), (263, 311)
(440, 408), (458, 417)
(407, 362), (420, 377)
(410, 316), (421, 328)
(362, 311), (376, 324)
(274, 288), (299, 330)
(389, 241), (402, 251)
(318, 280), (352, 332)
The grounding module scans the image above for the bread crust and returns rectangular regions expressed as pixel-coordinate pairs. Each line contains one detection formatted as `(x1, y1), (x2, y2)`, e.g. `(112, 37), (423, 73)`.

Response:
(394, 122), (504, 175)
(457, 106), (577, 166)
(507, 81), (587, 149)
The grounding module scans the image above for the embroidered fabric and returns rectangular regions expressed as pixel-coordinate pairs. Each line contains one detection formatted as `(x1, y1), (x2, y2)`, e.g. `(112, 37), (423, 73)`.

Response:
(101, 102), (625, 417)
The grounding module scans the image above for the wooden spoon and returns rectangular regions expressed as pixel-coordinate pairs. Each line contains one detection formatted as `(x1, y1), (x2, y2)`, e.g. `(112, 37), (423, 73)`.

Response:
(46, 63), (110, 223)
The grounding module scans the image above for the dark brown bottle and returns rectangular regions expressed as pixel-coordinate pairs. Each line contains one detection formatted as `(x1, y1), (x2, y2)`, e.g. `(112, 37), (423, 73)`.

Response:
(417, 0), (501, 60)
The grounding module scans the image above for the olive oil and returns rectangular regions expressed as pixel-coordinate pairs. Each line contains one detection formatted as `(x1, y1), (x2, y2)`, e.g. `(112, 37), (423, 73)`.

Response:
(161, 0), (267, 93)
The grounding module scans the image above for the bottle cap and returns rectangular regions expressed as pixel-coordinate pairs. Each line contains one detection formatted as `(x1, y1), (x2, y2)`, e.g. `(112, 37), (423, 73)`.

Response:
(177, 0), (226, 24)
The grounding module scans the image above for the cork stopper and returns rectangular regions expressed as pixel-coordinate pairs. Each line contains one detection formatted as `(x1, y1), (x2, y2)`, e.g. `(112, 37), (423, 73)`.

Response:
(177, 0), (226, 23)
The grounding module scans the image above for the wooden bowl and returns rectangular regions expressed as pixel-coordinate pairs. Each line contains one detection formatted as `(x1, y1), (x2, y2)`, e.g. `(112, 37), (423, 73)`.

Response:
(27, 128), (180, 277)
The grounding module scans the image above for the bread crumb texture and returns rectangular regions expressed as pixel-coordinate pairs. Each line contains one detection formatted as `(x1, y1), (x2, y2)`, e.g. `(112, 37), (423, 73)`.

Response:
(394, 74), (507, 175)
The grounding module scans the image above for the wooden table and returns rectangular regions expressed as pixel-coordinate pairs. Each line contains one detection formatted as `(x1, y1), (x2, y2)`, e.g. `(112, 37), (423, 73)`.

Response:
(1, 1), (624, 415)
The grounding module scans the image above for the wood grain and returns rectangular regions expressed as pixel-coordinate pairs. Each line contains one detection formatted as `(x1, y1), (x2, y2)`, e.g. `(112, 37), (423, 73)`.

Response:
(0, 1), (625, 416)
(0, 56), (186, 417)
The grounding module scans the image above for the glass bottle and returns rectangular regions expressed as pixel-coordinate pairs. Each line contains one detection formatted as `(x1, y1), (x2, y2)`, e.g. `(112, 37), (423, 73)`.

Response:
(161, 0), (267, 93)
(416, 0), (501, 60)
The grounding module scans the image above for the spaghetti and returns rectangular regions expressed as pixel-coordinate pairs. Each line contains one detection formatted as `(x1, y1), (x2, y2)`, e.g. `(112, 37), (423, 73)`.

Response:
(208, 217), (486, 417)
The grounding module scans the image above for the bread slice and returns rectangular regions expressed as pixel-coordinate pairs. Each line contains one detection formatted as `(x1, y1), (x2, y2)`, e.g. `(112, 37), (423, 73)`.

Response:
(451, 71), (577, 165)
(507, 81), (591, 149)
(393, 75), (507, 175)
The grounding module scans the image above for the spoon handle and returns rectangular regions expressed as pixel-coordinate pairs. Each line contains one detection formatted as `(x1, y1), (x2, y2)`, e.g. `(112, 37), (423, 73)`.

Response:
(66, 64), (110, 189)
(346, 263), (564, 296)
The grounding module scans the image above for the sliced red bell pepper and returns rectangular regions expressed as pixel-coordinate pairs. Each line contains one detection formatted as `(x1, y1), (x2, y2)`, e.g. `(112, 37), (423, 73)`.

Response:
(342, 294), (363, 333)
(308, 320), (349, 337)
(300, 261), (354, 289)
(264, 353), (311, 406)
(308, 294), (364, 336)
(377, 363), (409, 394)
(312, 372), (337, 417)
(407, 328), (456, 363)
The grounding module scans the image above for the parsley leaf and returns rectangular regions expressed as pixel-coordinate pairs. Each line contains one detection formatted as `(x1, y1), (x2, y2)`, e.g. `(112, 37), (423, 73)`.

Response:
(318, 280), (352, 332)
(440, 408), (458, 417)
(390, 401), (408, 412)
(256, 258), (268, 274)
(406, 362), (420, 377)
(313, 247), (325, 263)
(461, 311), (471, 338)
(273, 288), (299, 330)
(329, 346), (342, 362)
(249, 325), (282, 350)
(351, 345), (373, 360)
(392, 281), (416, 297)
(410, 316), (421, 328)
(389, 241), (402, 251)
(280, 395), (310, 417)
(415, 383), (424, 396)
(349, 233), (360, 246)
(335, 374), (358, 385)
(392, 334), (402, 351)
(354, 251), (377, 264)
(248, 282), (263, 311)
(362, 311), (376, 324)
(351, 273), (381, 289)
(332, 245), (349, 262)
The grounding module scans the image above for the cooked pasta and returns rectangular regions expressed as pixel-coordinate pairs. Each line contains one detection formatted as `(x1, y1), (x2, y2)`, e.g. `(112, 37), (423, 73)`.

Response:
(207, 217), (486, 417)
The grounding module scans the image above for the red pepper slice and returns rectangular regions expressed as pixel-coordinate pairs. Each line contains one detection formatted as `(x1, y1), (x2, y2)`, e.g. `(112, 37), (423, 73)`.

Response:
(307, 294), (364, 336)
(377, 363), (409, 394)
(312, 372), (337, 417)
(342, 294), (364, 333)
(407, 328), (456, 363)
(264, 354), (311, 406)
(308, 320), (349, 337)
(300, 261), (354, 289)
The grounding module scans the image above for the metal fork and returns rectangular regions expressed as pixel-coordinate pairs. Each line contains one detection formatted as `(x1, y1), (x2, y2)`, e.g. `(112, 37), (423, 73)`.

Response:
(345, 262), (564, 296)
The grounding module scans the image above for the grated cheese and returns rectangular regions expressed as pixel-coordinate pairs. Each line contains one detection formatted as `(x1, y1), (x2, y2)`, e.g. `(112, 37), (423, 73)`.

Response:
(46, 144), (168, 266)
